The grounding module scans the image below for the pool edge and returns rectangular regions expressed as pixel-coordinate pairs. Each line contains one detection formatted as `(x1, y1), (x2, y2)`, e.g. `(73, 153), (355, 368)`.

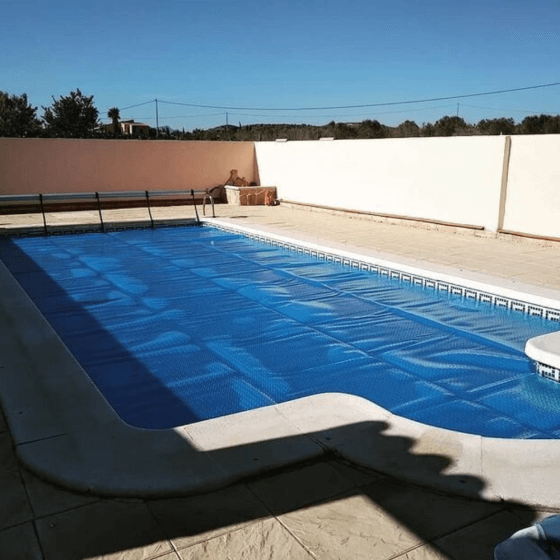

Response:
(1, 223), (560, 507)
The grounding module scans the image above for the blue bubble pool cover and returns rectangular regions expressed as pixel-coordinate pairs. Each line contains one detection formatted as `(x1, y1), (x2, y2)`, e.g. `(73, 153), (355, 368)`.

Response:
(1, 226), (560, 437)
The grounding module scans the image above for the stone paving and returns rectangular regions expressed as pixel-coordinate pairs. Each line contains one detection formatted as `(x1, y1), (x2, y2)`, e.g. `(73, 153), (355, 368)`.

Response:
(1, 202), (560, 559)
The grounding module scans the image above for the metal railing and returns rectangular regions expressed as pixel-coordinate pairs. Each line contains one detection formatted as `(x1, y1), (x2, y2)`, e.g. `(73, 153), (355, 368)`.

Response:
(0, 189), (216, 234)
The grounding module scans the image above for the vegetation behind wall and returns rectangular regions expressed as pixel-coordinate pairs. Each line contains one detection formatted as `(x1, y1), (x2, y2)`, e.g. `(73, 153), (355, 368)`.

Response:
(2, 89), (560, 140)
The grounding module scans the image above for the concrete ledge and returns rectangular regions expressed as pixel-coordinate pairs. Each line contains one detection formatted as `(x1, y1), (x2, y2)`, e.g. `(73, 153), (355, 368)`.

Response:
(1, 221), (560, 507)
(277, 393), (560, 507)
(526, 332), (560, 371)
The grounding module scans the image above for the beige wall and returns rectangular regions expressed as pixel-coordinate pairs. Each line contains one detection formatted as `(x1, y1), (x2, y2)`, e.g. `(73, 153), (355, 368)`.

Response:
(0, 138), (255, 194)
(255, 136), (507, 231)
(502, 135), (560, 239)
(3, 135), (560, 241)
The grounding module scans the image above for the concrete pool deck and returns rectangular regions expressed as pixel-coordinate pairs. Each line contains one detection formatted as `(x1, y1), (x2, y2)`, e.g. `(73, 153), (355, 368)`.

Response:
(2, 203), (560, 559)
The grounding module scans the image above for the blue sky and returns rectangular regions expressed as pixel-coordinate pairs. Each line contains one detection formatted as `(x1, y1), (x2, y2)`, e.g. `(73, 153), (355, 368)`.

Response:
(2, 0), (559, 131)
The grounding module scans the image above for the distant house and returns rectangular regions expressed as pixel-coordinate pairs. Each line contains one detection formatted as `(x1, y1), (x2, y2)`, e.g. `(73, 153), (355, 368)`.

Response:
(99, 120), (151, 137)
(120, 120), (150, 136)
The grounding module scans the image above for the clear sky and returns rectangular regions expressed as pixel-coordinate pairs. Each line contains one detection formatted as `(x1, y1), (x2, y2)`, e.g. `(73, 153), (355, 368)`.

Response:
(2, 0), (559, 131)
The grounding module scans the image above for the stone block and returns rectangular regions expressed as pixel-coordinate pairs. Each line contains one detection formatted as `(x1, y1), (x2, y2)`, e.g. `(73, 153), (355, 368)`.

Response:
(225, 186), (277, 206)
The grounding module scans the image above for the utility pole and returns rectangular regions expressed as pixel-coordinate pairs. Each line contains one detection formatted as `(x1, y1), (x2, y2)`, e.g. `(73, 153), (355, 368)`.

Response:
(457, 103), (460, 117)
(155, 99), (159, 139)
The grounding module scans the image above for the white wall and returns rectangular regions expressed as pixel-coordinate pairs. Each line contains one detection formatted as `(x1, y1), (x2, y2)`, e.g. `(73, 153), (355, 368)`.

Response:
(502, 135), (560, 239)
(256, 136), (507, 231)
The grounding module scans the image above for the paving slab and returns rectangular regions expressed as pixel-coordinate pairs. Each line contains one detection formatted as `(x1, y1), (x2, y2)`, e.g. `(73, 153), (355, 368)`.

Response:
(147, 484), (270, 551)
(21, 468), (99, 518)
(359, 477), (502, 544)
(35, 500), (172, 560)
(246, 461), (356, 514)
(394, 544), (450, 559)
(175, 518), (313, 560)
(0, 522), (44, 560)
(325, 458), (382, 487)
(431, 508), (538, 560)
(0, 430), (19, 473)
(0, 471), (34, 531)
(0, 406), (7, 434)
(278, 491), (426, 560)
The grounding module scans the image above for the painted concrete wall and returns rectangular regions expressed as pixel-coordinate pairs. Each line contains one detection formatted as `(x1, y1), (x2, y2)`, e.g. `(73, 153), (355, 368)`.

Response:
(3, 135), (560, 241)
(0, 138), (255, 194)
(255, 136), (507, 231)
(502, 135), (560, 239)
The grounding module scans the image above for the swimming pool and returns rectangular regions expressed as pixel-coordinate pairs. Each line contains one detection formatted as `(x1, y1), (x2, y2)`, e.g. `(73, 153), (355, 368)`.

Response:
(1, 225), (560, 438)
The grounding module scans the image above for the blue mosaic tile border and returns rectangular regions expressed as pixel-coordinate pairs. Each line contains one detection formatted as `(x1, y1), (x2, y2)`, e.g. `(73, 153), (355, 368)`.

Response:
(536, 362), (560, 382)
(208, 221), (560, 324)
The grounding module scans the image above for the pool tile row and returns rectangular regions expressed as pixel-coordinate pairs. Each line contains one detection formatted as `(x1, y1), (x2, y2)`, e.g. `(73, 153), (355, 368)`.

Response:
(208, 222), (560, 324)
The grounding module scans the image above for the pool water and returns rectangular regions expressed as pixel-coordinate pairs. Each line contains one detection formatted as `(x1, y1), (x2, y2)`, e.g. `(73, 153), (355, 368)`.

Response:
(1, 226), (560, 437)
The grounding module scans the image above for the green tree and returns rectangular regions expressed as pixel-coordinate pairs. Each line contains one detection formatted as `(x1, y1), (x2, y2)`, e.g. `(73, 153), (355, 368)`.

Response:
(477, 117), (516, 136)
(107, 107), (120, 136)
(394, 120), (420, 138)
(433, 116), (468, 136)
(421, 122), (435, 137)
(0, 91), (41, 137)
(332, 122), (358, 139)
(357, 119), (388, 139)
(518, 114), (560, 135)
(542, 115), (560, 134)
(42, 89), (99, 138)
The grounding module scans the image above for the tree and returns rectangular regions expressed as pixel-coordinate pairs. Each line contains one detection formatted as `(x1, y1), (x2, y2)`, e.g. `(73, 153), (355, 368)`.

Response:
(159, 125), (173, 139)
(42, 89), (99, 138)
(357, 119), (388, 139)
(518, 114), (560, 135)
(332, 122), (358, 139)
(394, 120), (420, 138)
(433, 116), (469, 137)
(107, 107), (120, 136)
(0, 91), (41, 137)
(421, 122), (436, 137)
(477, 118), (516, 136)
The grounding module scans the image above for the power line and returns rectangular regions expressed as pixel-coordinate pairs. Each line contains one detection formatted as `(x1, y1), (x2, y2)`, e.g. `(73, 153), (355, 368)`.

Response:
(118, 104), (454, 122)
(101, 81), (558, 131)
(102, 113), (225, 122)
(157, 81), (560, 111)
(113, 103), (464, 124)
(119, 100), (156, 111)
(155, 112), (225, 119)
